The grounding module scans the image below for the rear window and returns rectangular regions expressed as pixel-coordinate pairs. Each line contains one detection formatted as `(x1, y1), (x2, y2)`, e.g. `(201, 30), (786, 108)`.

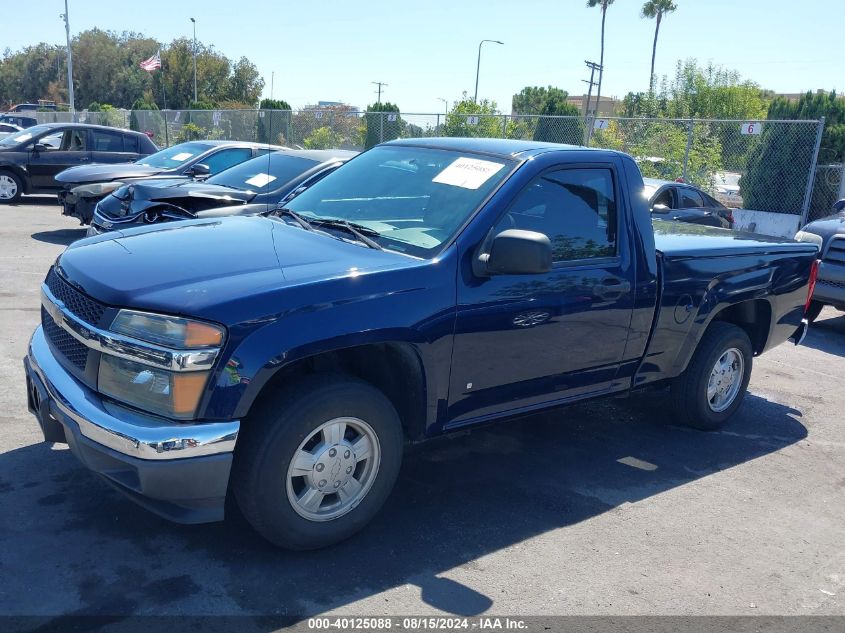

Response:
(207, 153), (317, 192)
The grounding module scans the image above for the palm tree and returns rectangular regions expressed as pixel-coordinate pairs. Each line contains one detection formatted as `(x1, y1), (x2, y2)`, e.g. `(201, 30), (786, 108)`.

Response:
(642, 0), (678, 93)
(586, 0), (615, 117)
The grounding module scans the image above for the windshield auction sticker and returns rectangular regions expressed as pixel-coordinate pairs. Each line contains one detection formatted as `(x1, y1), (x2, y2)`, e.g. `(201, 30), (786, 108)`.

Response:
(244, 173), (277, 188)
(171, 152), (193, 161)
(433, 157), (504, 190)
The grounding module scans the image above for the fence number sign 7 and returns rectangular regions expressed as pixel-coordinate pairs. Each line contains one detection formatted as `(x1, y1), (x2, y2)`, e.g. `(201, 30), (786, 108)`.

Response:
(593, 118), (610, 130)
(741, 122), (763, 135)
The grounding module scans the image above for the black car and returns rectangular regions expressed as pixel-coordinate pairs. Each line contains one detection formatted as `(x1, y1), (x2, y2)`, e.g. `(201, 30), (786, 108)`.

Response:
(644, 178), (734, 228)
(0, 123), (157, 203)
(795, 199), (845, 321)
(0, 114), (38, 129)
(88, 149), (358, 235)
(57, 140), (287, 224)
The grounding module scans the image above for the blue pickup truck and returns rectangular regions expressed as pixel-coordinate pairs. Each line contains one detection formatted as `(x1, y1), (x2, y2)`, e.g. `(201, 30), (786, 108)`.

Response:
(24, 138), (818, 549)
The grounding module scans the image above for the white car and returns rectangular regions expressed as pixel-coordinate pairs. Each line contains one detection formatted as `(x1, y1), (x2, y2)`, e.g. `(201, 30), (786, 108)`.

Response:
(714, 171), (743, 207)
(0, 123), (23, 140)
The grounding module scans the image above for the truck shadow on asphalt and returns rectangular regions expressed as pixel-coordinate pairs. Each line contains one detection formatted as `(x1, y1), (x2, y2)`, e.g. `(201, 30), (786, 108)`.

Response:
(30, 228), (87, 246)
(799, 313), (845, 357)
(0, 392), (806, 621)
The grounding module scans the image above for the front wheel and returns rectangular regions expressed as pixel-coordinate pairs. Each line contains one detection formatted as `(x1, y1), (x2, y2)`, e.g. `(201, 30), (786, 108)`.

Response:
(232, 374), (404, 550)
(670, 322), (753, 430)
(0, 170), (23, 203)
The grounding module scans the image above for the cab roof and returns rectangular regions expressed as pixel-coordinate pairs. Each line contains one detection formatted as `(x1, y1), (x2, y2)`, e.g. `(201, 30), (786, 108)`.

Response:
(384, 136), (615, 159)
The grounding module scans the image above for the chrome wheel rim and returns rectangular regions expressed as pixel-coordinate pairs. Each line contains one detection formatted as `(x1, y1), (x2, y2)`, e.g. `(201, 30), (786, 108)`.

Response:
(286, 416), (381, 522)
(0, 175), (17, 200)
(707, 348), (744, 412)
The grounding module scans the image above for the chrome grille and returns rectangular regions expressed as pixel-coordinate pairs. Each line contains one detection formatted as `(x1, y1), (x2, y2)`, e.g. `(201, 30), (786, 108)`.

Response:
(45, 267), (106, 326)
(41, 306), (88, 369)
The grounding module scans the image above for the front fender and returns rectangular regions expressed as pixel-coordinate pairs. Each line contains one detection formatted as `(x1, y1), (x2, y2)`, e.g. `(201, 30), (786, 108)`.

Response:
(198, 251), (459, 432)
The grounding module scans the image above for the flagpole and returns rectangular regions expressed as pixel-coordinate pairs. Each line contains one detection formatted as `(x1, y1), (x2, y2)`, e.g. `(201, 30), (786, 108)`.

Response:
(159, 58), (169, 147)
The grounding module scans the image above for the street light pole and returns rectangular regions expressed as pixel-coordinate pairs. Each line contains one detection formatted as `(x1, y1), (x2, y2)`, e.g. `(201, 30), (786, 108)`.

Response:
(474, 39), (503, 103)
(437, 97), (448, 117)
(190, 17), (197, 104)
(61, 0), (75, 115)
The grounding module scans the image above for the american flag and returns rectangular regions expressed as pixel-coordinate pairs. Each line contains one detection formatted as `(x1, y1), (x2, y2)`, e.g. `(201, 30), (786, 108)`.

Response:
(139, 51), (161, 72)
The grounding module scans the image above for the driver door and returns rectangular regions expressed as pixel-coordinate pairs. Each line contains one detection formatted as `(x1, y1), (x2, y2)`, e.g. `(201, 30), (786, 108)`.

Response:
(28, 128), (92, 190)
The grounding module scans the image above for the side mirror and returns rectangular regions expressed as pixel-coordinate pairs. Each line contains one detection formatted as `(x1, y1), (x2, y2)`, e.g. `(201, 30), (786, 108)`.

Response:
(478, 229), (552, 276)
(188, 163), (210, 178)
(32, 143), (49, 153)
(834, 199), (845, 212)
(651, 203), (671, 214)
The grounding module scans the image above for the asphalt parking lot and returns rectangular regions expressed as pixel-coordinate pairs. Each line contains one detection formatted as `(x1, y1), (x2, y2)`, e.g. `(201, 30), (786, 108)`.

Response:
(1, 199), (844, 621)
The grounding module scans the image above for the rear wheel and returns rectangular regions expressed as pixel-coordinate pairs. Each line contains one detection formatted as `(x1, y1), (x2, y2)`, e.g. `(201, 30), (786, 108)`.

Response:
(232, 374), (404, 550)
(0, 170), (22, 203)
(670, 322), (752, 430)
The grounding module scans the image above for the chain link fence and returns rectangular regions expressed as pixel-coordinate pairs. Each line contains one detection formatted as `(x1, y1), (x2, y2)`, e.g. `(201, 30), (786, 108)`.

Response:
(35, 109), (826, 222)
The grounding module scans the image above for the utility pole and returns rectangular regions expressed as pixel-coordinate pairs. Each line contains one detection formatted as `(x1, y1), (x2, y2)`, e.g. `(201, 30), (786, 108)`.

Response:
(60, 0), (75, 115)
(582, 60), (601, 145)
(270, 72), (274, 101)
(190, 18), (197, 104)
(372, 81), (388, 107)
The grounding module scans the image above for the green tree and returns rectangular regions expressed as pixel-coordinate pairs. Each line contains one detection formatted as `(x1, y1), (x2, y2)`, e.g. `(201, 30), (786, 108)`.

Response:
(129, 95), (164, 145)
(304, 126), (341, 149)
(228, 57), (264, 105)
(444, 95), (502, 138)
(257, 98), (292, 145)
(742, 91), (845, 217)
(586, 0), (616, 115)
(364, 101), (401, 149)
(533, 92), (582, 144)
(642, 0), (678, 93)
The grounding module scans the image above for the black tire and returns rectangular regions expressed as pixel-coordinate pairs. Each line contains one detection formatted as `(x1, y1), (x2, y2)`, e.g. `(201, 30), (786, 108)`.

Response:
(232, 373), (404, 550)
(0, 170), (23, 203)
(805, 300), (824, 323)
(670, 322), (753, 431)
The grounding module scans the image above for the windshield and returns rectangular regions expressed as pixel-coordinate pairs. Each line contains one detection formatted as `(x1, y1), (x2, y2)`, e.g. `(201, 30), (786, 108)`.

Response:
(136, 142), (212, 168)
(207, 153), (317, 192)
(283, 145), (514, 257)
(0, 124), (54, 147)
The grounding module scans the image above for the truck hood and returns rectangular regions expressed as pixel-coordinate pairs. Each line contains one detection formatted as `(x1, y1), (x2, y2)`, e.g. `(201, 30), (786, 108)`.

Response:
(56, 215), (416, 319)
(652, 219), (819, 258)
(55, 163), (169, 185)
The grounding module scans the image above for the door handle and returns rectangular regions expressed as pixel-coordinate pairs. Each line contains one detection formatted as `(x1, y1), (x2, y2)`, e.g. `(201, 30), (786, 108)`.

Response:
(594, 277), (631, 300)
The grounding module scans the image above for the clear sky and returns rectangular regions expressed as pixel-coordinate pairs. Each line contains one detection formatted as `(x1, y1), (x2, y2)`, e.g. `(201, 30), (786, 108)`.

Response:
(2, 0), (842, 112)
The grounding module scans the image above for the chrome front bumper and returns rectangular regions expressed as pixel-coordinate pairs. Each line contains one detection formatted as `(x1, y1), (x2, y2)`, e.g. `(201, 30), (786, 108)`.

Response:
(24, 326), (240, 523)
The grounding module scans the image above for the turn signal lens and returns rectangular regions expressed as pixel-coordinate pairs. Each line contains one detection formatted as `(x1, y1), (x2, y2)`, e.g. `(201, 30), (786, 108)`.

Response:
(185, 321), (225, 347)
(805, 259), (820, 314)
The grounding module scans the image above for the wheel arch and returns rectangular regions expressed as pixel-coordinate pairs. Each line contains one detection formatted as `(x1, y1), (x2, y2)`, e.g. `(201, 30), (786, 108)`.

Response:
(241, 341), (431, 442)
(0, 163), (29, 193)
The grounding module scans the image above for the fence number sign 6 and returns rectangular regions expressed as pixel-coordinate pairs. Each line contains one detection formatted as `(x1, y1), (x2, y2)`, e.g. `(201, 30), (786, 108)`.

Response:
(387, 113), (398, 122)
(593, 118), (610, 130)
(741, 122), (763, 135)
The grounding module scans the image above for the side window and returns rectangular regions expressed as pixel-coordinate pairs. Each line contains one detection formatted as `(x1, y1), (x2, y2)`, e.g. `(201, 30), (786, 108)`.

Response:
(92, 129), (124, 152)
(652, 188), (672, 208)
(123, 134), (140, 153)
(494, 167), (617, 262)
(203, 148), (253, 174)
(678, 188), (704, 208)
(60, 129), (87, 151)
(38, 131), (64, 150)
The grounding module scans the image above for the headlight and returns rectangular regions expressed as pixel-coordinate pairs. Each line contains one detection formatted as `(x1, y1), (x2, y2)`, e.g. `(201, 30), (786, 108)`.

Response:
(794, 230), (823, 248)
(110, 310), (225, 348)
(99, 310), (226, 419)
(71, 181), (124, 197)
(98, 355), (209, 420)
